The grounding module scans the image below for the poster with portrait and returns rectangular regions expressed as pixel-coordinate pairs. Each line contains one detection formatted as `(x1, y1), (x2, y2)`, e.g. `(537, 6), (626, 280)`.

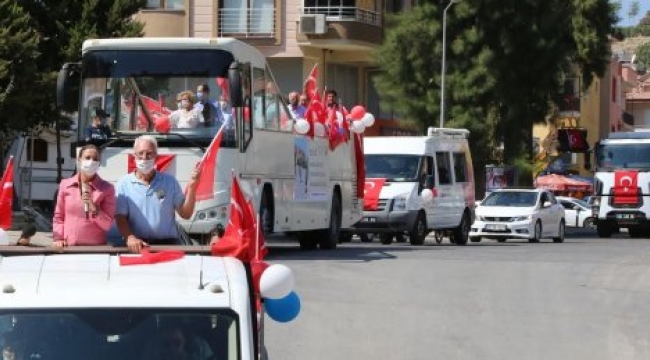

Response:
(294, 137), (329, 201)
(485, 165), (516, 193)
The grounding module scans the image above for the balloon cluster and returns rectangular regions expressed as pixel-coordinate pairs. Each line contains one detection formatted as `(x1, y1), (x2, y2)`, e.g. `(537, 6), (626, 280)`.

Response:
(294, 104), (375, 136)
(253, 262), (301, 323)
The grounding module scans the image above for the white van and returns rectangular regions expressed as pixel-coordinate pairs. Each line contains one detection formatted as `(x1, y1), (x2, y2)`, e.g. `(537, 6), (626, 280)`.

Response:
(353, 127), (476, 245)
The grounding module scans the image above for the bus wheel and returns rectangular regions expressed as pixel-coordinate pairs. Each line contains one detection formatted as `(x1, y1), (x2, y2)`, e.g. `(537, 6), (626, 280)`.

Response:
(318, 193), (341, 250)
(409, 212), (427, 245)
(260, 188), (274, 236)
(298, 231), (318, 250)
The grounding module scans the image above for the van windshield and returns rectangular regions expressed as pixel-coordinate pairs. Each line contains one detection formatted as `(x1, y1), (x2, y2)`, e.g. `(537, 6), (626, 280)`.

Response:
(365, 154), (420, 182)
(0, 309), (239, 360)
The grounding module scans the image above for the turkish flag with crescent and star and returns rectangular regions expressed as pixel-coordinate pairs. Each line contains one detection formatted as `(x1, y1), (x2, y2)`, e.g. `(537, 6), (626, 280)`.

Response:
(364, 178), (386, 211)
(127, 154), (175, 173)
(612, 170), (639, 205)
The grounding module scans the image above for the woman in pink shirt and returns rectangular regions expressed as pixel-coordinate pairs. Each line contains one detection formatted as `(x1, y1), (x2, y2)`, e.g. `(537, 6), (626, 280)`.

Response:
(53, 144), (116, 246)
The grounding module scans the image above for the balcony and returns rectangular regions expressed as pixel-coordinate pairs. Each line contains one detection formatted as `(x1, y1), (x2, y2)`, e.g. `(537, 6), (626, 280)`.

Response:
(297, 6), (383, 49)
(219, 8), (277, 40)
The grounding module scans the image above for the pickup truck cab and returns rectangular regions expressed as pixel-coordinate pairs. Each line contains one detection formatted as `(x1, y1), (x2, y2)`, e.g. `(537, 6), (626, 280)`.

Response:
(0, 246), (263, 360)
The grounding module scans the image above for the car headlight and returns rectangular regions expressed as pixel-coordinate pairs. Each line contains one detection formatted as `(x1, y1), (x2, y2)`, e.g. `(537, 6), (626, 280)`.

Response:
(513, 215), (533, 221)
(392, 197), (407, 211)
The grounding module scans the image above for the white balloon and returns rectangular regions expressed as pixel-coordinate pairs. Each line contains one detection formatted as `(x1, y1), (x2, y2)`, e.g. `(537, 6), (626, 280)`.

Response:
(314, 122), (326, 137)
(0, 228), (7, 245)
(260, 264), (295, 299)
(351, 120), (366, 134)
(362, 113), (375, 128)
(421, 189), (434, 202)
(294, 119), (310, 135)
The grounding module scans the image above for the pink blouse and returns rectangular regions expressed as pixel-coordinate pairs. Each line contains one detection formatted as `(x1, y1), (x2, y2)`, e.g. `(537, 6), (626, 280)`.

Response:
(53, 175), (116, 245)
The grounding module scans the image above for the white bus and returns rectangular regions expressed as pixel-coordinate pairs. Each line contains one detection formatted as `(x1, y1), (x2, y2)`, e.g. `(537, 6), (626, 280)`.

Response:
(56, 37), (363, 249)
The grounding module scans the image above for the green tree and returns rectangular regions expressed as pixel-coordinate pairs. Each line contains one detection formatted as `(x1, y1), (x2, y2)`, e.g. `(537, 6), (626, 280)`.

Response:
(637, 41), (650, 70)
(4, 0), (145, 135)
(636, 10), (650, 36)
(0, 0), (40, 134)
(373, 0), (615, 188)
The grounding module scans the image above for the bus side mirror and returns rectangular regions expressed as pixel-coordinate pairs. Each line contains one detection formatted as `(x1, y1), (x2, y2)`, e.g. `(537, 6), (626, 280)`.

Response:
(56, 62), (81, 112)
(228, 62), (243, 107)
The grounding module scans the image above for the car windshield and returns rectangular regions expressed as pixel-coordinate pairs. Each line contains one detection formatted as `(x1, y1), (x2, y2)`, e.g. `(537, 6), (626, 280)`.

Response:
(482, 191), (538, 207)
(0, 309), (239, 360)
(365, 154), (421, 182)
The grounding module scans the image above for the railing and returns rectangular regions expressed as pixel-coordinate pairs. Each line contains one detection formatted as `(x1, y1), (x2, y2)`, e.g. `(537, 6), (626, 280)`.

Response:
(219, 8), (276, 38)
(302, 6), (382, 26)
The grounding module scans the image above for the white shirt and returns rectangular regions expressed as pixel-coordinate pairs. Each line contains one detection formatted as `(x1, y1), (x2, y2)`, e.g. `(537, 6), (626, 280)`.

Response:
(170, 108), (203, 129)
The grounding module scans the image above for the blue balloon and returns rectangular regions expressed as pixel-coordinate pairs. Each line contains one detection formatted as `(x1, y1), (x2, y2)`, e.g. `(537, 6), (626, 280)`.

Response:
(265, 291), (301, 323)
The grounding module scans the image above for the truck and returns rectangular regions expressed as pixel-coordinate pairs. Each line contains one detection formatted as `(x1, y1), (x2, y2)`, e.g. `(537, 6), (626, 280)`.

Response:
(0, 247), (265, 359)
(55, 37), (364, 249)
(351, 127), (476, 245)
(591, 130), (650, 238)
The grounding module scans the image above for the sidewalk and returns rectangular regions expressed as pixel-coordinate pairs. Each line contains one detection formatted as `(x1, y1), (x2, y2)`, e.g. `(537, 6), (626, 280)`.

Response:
(3, 230), (53, 247)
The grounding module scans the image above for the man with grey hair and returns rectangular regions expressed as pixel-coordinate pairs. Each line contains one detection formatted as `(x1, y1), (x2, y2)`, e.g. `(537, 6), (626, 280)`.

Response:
(115, 135), (200, 252)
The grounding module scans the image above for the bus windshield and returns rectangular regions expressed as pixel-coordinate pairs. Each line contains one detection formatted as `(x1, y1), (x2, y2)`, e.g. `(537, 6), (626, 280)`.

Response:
(596, 143), (650, 170)
(0, 309), (239, 360)
(78, 49), (236, 145)
(365, 154), (421, 182)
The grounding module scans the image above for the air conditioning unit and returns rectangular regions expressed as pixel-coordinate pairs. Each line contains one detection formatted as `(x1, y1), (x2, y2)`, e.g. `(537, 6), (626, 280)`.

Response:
(299, 14), (327, 35)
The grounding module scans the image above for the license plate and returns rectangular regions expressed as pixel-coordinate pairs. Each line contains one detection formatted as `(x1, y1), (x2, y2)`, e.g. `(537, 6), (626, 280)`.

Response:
(486, 224), (507, 231)
(363, 217), (377, 222)
(616, 214), (635, 220)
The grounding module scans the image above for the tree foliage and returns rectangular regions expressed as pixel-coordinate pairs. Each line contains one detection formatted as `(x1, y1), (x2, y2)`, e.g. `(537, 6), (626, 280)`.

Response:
(637, 41), (650, 70)
(373, 0), (616, 187)
(0, 0), (145, 135)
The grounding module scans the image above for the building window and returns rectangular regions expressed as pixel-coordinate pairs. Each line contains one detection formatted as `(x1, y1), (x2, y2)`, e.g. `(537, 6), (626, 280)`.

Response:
(220, 0), (275, 37)
(146, 0), (184, 10)
(26, 138), (48, 162)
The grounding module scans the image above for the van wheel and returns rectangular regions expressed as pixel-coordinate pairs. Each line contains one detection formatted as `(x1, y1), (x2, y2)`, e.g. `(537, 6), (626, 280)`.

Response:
(379, 233), (393, 245)
(318, 193), (341, 250)
(597, 221), (612, 238)
(452, 212), (470, 245)
(409, 212), (427, 245)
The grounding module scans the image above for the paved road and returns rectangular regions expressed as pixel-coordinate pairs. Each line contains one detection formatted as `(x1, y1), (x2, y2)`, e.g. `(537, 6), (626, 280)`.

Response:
(264, 229), (650, 360)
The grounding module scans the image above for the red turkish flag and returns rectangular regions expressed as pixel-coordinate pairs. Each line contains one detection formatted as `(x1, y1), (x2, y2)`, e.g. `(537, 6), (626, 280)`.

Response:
(119, 249), (185, 266)
(303, 64), (319, 101)
(354, 134), (365, 199)
(127, 154), (175, 173)
(613, 170), (639, 205)
(211, 175), (267, 262)
(192, 129), (224, 201)
(0, 156), (14, 230)
(363, 178), (386, 211)
(216, 77), (230, 101)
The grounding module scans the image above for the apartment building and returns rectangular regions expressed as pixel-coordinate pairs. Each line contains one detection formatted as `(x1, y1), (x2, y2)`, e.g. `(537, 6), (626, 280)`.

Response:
(136, 0), (418, 134)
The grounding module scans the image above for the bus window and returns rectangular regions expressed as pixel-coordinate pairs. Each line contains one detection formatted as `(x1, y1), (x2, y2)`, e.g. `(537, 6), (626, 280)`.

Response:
(252, 68), (266, 130)
(453, 152), (467, 183)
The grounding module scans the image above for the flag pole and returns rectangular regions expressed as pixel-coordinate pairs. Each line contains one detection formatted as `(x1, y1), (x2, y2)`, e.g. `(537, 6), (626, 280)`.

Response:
(256, 212), (260, 261)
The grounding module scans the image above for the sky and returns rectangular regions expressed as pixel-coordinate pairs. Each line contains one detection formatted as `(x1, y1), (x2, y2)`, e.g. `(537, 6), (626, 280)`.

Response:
(617, 0), (650, 27)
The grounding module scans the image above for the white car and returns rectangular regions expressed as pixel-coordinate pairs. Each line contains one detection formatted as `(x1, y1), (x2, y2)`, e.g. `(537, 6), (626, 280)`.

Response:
(470, 188), (566, 243)
(557, 196), (596, 228)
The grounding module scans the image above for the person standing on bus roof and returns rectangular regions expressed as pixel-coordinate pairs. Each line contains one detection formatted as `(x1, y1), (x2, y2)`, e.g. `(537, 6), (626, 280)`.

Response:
(52, 144), (116, 247)
(195, 83), (219, 127)
(326, 89), (340, 111)
(115, 135), (200, 253)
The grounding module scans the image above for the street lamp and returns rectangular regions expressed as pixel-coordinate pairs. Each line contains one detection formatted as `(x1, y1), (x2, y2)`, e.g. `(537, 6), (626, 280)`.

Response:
(439, 0), (459, 129)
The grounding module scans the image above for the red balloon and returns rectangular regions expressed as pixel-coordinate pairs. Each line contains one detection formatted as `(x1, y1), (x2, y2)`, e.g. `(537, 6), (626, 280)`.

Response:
(154, 116), (171, 133)
(350, 105), (366, 120)
(251, 261), (270, 295)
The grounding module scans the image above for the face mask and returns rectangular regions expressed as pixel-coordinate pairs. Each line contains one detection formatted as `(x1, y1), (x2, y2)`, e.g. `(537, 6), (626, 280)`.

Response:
(197, 92), (204, 101)
(181, 99), (190, 108)
(79, 160), (100, 176)
(136, 159), (155, 174)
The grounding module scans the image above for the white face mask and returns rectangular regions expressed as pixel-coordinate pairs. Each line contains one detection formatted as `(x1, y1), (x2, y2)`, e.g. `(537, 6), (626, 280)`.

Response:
(136, 159), (155, 175)
(78, 160), (100, 176)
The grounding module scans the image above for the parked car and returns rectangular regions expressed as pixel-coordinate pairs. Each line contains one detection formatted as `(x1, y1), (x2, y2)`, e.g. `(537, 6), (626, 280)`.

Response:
(470, 188), (565, 243)
(557, 196), (596, 228)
